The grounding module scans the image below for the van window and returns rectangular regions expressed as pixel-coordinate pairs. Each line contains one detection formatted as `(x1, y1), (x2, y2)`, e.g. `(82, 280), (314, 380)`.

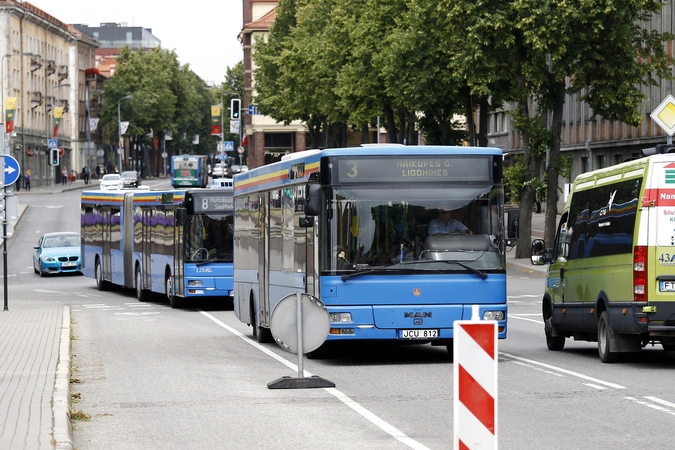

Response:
(567, 178), (641, 259)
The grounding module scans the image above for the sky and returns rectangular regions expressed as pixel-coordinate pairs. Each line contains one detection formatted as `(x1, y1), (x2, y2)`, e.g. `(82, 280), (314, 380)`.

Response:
(25, 0), (244, 85)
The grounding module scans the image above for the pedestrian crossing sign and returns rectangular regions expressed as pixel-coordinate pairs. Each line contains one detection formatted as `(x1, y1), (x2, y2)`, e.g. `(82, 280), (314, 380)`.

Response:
(224, 141), (234, 151)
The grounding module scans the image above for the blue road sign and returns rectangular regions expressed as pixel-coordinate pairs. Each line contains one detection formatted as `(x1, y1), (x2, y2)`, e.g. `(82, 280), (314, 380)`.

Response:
(248, 105), (258, 115)
(48, 138), (58, 148)
(224, 141), (234, 151)
(3, 155), (20, 185)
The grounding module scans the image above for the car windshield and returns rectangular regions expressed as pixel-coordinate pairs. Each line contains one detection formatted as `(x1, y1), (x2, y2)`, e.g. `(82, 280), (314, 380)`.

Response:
(121, 172), (136, 179)
(102, 174), (120, 181)
(43, 234), (80, 248)
(320, 185), (506, 274)
(185, 214), (234, 262)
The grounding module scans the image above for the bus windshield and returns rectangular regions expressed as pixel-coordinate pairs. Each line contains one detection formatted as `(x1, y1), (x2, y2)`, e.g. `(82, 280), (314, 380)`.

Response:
(321, 185), (505, 274)
(185, 213), (234, 262)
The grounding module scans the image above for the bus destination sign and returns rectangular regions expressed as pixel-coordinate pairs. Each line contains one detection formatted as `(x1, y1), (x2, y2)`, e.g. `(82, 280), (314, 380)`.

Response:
(335, 156), (492, 183)
(191, 193), (234, 213)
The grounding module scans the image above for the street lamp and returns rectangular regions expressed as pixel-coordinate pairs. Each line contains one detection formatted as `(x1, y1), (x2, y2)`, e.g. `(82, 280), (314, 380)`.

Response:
(48, 83), (70, 187)
(220, 90), (242, 164)
(117, 94), (132, 173)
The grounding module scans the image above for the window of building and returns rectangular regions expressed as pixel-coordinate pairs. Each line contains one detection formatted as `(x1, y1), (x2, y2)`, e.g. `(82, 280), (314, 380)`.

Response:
(581, 156), (588, 173)
(596, 154), (605, 170)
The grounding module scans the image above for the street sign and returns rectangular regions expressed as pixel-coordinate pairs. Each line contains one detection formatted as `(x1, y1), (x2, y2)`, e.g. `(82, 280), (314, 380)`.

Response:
(650, 95), (675, 136)
(237, 146), (245, 154)
(58, 147), (65, 157)
(3, 155), (19, 185)
(5, 195), (18, 220)
(224, 141), (234, 151)
(248, 105), (258, 115)
(26, 149), (34, 157)
(161, 152), (168, 158)
(47, 138), (58, 148)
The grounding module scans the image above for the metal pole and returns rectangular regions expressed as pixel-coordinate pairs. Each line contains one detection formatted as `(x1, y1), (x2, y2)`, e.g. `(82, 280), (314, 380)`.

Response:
(117, 95), (132, 174)
(1, 55), (8, 310)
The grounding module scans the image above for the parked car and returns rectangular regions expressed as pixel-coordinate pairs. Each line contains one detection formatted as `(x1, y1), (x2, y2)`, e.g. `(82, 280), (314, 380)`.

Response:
(209, 178), (233, 189)
(120, 171), (139, 188)
(33, 232), (81, 276)
(99, 174), (123, 190)
(211, 162), (230, 178)
(230, 165), (249, 175)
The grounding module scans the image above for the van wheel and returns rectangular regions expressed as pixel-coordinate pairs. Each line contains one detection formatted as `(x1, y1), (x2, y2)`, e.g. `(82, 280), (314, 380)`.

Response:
(598, 311), (619, 363)
(544, 316), (565, 351)
(135, 266), (149, 302)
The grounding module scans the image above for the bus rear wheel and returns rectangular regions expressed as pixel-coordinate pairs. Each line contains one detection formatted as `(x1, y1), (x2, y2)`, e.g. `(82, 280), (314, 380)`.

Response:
(598, 311), (619, 363)
(95, 259), (109, 291)
(135, 266), (149, 302)
(167, 275), (182, 308)
(251, 299), (273, 343)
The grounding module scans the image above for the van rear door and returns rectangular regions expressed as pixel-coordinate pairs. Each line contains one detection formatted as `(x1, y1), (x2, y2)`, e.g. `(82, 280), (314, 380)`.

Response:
(649, 160), (675, 309)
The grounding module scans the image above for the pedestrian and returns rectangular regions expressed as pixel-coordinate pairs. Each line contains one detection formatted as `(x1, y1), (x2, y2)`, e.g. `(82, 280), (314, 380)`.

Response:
(69, 170), (75, 184)
(95, 165), (101, 179)
(82, 166), (89, 184)
(61, 167), (67, 185)
(24, 172), (31, 191)
(16, 173), (21, 191)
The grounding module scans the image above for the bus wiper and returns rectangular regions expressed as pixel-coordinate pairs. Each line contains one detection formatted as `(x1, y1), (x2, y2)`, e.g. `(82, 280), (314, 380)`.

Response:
(341, 266), (410, 281)
(400, 259), (487, 279)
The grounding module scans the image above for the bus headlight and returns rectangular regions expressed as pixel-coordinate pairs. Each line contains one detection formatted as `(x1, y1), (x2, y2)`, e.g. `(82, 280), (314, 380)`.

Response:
(330, 312), (352, 323)
(188, 280), (203, 287)
(483, 311), (504, 321)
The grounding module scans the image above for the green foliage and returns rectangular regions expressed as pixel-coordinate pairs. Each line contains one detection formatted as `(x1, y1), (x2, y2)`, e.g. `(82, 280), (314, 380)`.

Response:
(503, 155), (527, 203)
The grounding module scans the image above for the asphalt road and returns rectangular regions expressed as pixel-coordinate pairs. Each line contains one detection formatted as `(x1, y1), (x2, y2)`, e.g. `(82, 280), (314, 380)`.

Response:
(10, 187), (675, 450)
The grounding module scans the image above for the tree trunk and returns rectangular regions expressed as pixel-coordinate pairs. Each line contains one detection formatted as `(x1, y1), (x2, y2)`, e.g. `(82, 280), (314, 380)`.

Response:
(384, 105), (397, 143)
(478, 96), (489, 147)
(544, 81), (567, 246)
(465, 95), (476, 146)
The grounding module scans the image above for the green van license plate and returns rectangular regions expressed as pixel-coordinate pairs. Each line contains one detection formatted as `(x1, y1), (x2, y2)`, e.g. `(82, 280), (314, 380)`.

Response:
(659, 281), (675, 292)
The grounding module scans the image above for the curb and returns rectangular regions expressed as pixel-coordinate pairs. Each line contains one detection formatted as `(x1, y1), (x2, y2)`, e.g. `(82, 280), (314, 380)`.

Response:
(53, 305), (73, 450)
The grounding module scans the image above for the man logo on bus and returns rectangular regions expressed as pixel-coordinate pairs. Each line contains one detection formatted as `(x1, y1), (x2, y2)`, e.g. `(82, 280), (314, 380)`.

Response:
(413, 288), (421, 297)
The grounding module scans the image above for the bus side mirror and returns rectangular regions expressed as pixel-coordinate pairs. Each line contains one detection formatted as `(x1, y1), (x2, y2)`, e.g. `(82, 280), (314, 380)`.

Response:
(299, 216), (314, 228)
(176, 208), (187, 226)
(305, 184), (321, 216)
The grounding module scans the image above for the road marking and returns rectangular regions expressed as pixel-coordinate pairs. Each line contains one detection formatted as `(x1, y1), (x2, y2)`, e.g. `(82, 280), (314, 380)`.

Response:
(584, 383), (607, 390)
(509, 315), (543, 325)
(645, 396), (675, 409)
(510, 360), (563, 377)
(508, 294), (541, 299)
(501, 352), (626, 389)
(199, 310), (430, 450)
(624, 397), (675, 416)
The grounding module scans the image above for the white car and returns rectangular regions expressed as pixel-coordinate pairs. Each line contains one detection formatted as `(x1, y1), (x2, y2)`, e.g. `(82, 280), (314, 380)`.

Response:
(209, 178), (233, 189)
(99, 174), (123, 190)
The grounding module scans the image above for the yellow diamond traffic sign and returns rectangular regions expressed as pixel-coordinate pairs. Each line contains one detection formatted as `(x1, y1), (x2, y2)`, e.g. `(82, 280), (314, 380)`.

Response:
(651, 94), (675, 136)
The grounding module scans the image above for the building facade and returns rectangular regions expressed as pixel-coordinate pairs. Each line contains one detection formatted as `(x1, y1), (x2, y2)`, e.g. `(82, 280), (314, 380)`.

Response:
(0, 1), (98, 187)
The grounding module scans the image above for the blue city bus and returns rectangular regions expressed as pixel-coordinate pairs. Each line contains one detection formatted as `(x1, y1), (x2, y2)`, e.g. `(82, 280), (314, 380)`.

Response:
(233, 146), (509, 354)
(171, 155), (209, 188)
(81, 187), (234, 308)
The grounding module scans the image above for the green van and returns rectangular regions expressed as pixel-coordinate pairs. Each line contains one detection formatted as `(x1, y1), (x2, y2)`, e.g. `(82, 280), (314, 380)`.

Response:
(532, 147), (675, 362)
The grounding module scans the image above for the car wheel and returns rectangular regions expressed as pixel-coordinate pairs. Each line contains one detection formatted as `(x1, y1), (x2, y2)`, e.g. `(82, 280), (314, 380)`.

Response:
(598, 311), (620, 363)
(95, 259), (109, 291)
(135, 266), (149, 302)
(544, 316), (565, 351)
(33, 259), (38, 274)
(38, 261), (45, 277)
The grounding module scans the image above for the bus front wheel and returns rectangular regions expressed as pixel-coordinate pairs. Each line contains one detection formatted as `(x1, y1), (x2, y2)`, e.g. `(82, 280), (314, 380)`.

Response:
(251, 298), (273, 343)
(598, 311), (620, 363)
(167, 274), (182, 309)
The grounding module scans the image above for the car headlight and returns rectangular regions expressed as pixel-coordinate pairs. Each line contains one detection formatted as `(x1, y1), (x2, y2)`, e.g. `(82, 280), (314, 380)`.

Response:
(43, 256), (55, 262)
(483, 311), (504, 321)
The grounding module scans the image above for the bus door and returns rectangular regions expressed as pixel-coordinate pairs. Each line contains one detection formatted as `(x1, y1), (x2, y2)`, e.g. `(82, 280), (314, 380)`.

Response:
(123, 193), (135, 288)
(258, 192), (271, 328)
(173, 214), (185, 298)
(101, 207), (112, 282)
(142, 207), (152, 290)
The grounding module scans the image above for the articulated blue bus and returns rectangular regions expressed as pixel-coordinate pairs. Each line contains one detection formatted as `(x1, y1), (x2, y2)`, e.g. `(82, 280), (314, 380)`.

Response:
(81, 188), (234, 308)
(233, 146), (509, 354)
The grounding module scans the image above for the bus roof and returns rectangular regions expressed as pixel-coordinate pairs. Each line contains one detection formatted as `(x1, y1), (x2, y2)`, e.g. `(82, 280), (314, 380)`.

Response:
(234, 145), (502, 195)
(82, 189), (186, 206)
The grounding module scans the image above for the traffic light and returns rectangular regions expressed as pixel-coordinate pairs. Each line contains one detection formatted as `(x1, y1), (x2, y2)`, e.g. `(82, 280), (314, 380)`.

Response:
(50, 148), (59, 166)
(230, 98), (240, 120)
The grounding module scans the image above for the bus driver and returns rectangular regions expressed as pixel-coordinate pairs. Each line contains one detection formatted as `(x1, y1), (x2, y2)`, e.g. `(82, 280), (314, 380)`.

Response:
(428, 204), (472, 236)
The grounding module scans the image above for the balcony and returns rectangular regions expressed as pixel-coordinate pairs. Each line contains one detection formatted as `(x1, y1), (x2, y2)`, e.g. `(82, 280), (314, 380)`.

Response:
(46, 60), (56, 76)
(30, 92), (42, 108)
(57, 65), (68, 81)
(30, 55), (42, 72)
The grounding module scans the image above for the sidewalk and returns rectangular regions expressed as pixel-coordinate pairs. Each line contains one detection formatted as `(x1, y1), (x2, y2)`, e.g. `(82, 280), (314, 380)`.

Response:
(0, 189), (556, 450)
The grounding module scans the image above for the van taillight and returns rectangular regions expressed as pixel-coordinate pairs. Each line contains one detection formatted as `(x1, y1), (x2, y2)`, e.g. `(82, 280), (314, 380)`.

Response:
(634, 246), (647, 301)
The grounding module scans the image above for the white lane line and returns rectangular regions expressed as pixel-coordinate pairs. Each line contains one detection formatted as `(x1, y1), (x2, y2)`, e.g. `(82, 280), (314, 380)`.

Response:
(584, 384), (607, 390)
(645, 396), (675, 409)
(510, 360), (563, 377)
(501, 352), (626, 389)
(199, 310), (430, 450)
(624, 397), (675, 416)
(509, 315), (543, 325)
(508, 294), (541, 299)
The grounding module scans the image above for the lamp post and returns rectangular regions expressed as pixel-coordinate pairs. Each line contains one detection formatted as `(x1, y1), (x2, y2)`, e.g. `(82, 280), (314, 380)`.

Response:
(0, 53), (9, 311)
(117, 94), (132, 173)
(221, 90), (242, 163)
(48, 83), (70, 188)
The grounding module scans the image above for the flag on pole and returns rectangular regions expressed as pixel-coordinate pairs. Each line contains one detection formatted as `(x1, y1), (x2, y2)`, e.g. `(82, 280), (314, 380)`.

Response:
(164, 131), (172, 140)
(89, 117), (99, 132)
(119, 121), (129, 136)
(211, 105), (222, 136)
(192, 135), (199, 145)
(230, 119), (240, 134)
(5, 97), (17, 133)
(52, 107), (64, 137)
